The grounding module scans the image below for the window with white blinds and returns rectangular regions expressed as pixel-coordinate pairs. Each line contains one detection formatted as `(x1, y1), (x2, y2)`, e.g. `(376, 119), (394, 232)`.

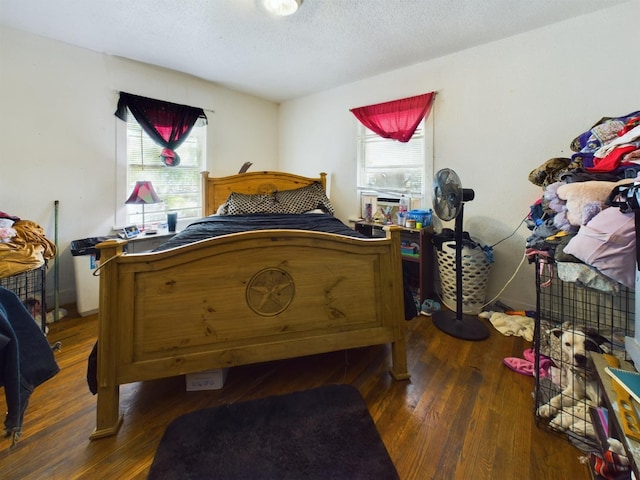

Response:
(357, 118), (430, 211)
(125, 116), (206, 227)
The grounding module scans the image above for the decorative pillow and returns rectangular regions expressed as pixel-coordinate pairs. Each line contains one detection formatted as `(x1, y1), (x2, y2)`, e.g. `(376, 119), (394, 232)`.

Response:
(274, 182), (335, 215)
(562, 206), (635, 289)
(221, 192), (280, 215)
(217, 182), (335, 216)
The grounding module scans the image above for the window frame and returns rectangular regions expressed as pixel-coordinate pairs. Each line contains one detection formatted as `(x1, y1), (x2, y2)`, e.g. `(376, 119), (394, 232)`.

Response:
(356, 113), (434, 214)
(115, 112), (207, 229)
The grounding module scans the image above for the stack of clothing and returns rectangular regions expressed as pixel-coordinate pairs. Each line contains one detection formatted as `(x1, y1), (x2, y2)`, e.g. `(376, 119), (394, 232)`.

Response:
(525, 110), (640, 291)
(0, 212), (56, 279)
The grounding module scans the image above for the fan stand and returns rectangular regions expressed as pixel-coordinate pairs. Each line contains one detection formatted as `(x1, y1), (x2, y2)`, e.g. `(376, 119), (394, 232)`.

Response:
(432, 202), (490, 341)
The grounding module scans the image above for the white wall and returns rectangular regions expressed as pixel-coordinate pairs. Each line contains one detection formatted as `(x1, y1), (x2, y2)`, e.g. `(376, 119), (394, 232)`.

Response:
(278, 1), (639, 310)
(2, 1), (638, 311)
(0, 26), (279, 306)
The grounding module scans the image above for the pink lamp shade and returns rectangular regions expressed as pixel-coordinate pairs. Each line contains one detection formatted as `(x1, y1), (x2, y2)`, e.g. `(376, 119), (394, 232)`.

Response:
(125, 181), (161, 205)
(125, 181), (161, 231)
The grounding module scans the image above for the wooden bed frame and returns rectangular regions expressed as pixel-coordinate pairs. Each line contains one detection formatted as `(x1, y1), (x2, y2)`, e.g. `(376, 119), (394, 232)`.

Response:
(91, 171), (409, 439)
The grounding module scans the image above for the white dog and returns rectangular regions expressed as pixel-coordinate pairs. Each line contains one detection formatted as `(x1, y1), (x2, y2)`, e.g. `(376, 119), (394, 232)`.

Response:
(537, 324), (608, 438)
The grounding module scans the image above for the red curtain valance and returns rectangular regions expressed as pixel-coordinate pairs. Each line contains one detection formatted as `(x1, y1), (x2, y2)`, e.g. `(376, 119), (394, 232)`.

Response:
(350, 92), (435, 143)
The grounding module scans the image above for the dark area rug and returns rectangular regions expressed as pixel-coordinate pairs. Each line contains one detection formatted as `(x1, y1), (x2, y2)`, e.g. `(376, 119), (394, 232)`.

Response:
(148, 384), (399, 480)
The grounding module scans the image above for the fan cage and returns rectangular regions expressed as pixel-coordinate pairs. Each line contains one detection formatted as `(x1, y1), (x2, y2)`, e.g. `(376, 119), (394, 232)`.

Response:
(436, 241), (491, 315)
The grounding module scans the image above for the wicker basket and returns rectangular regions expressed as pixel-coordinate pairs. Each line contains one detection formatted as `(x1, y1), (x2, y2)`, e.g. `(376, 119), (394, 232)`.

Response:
(436, 241), (492, 315)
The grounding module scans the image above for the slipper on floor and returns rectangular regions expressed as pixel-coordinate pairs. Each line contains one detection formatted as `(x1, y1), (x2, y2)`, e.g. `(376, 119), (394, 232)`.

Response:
(503, 357), (535, 376)
(523, 348), (536, 363)
(420, 299), (441, 317)
(537, 358), (552, 378)
(523, 348), (553, 365)
(522, 349), (553, 378)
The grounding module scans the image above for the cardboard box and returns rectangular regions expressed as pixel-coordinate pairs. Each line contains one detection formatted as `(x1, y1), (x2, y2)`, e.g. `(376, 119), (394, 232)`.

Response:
(185, 368), (229, 391)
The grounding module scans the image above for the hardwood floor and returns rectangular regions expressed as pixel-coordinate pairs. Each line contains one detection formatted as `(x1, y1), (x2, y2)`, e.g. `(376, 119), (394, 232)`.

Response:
(0, 307), (590, 479)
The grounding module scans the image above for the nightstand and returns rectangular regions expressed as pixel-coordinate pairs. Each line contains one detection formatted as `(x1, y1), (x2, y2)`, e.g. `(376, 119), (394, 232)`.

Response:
(126, 228), (177, 253)
(354, 220), (435, 303)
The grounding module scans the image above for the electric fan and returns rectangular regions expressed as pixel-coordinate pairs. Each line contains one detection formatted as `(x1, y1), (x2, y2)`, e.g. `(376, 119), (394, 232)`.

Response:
(431, 168), (490, 340)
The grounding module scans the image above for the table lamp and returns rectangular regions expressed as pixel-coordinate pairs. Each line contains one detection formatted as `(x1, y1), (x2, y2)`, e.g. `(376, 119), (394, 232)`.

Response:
(125, 180), (161, 231)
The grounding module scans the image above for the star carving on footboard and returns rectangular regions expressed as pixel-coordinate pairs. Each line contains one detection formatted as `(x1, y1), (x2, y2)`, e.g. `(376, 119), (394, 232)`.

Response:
(246, 268), (295, 316)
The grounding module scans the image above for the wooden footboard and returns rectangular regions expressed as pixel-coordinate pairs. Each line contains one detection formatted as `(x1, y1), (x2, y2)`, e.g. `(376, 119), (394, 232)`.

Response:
(91, 208), (408, 439)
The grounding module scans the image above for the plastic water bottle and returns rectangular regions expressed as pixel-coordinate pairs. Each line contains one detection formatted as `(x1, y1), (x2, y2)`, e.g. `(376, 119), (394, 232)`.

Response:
(399, 195), (409, 214)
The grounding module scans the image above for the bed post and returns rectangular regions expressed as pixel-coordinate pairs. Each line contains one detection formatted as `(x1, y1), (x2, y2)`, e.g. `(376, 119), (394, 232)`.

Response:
(385, 225), (411, 381)
(201, 170), (210, 217)
(319, 172), (327, 191)
(90, 239), (126, 439)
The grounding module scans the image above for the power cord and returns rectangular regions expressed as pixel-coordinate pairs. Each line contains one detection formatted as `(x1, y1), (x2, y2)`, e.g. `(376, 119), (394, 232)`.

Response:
(481, 251), (528, 310)
(489, 214), (528, 249)
(482, 213), (531, 309)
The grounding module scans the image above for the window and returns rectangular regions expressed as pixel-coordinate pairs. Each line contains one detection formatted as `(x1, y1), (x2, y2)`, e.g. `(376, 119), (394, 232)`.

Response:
(356, 114), (433, 213)
(122, 113), (206, 228)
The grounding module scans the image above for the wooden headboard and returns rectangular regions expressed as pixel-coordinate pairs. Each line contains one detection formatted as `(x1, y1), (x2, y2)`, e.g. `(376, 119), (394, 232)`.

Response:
(201, 171), (328, 216)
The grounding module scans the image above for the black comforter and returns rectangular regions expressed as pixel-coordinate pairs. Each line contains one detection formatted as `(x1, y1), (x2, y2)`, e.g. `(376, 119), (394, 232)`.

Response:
(152, 213), (417, 320)
(154, 213), (366, 251)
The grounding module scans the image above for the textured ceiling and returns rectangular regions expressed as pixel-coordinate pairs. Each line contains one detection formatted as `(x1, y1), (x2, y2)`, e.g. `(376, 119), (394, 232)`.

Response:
(0, 0), (630, 103)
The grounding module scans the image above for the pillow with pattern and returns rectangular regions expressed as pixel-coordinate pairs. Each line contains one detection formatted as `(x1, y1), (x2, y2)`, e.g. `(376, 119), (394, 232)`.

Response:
(220, 192), (280, 215)
(218, 182), (335, 216)
(274, 182), (335, 215)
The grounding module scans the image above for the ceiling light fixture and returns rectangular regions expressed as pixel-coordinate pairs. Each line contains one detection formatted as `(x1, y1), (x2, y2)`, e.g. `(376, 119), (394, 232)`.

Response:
(264, 0), (302, 16)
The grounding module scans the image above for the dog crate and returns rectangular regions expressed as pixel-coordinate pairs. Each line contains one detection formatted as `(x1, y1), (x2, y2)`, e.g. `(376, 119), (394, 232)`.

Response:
(533, 256), (635, 451)
(0, 263), (47, 333)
